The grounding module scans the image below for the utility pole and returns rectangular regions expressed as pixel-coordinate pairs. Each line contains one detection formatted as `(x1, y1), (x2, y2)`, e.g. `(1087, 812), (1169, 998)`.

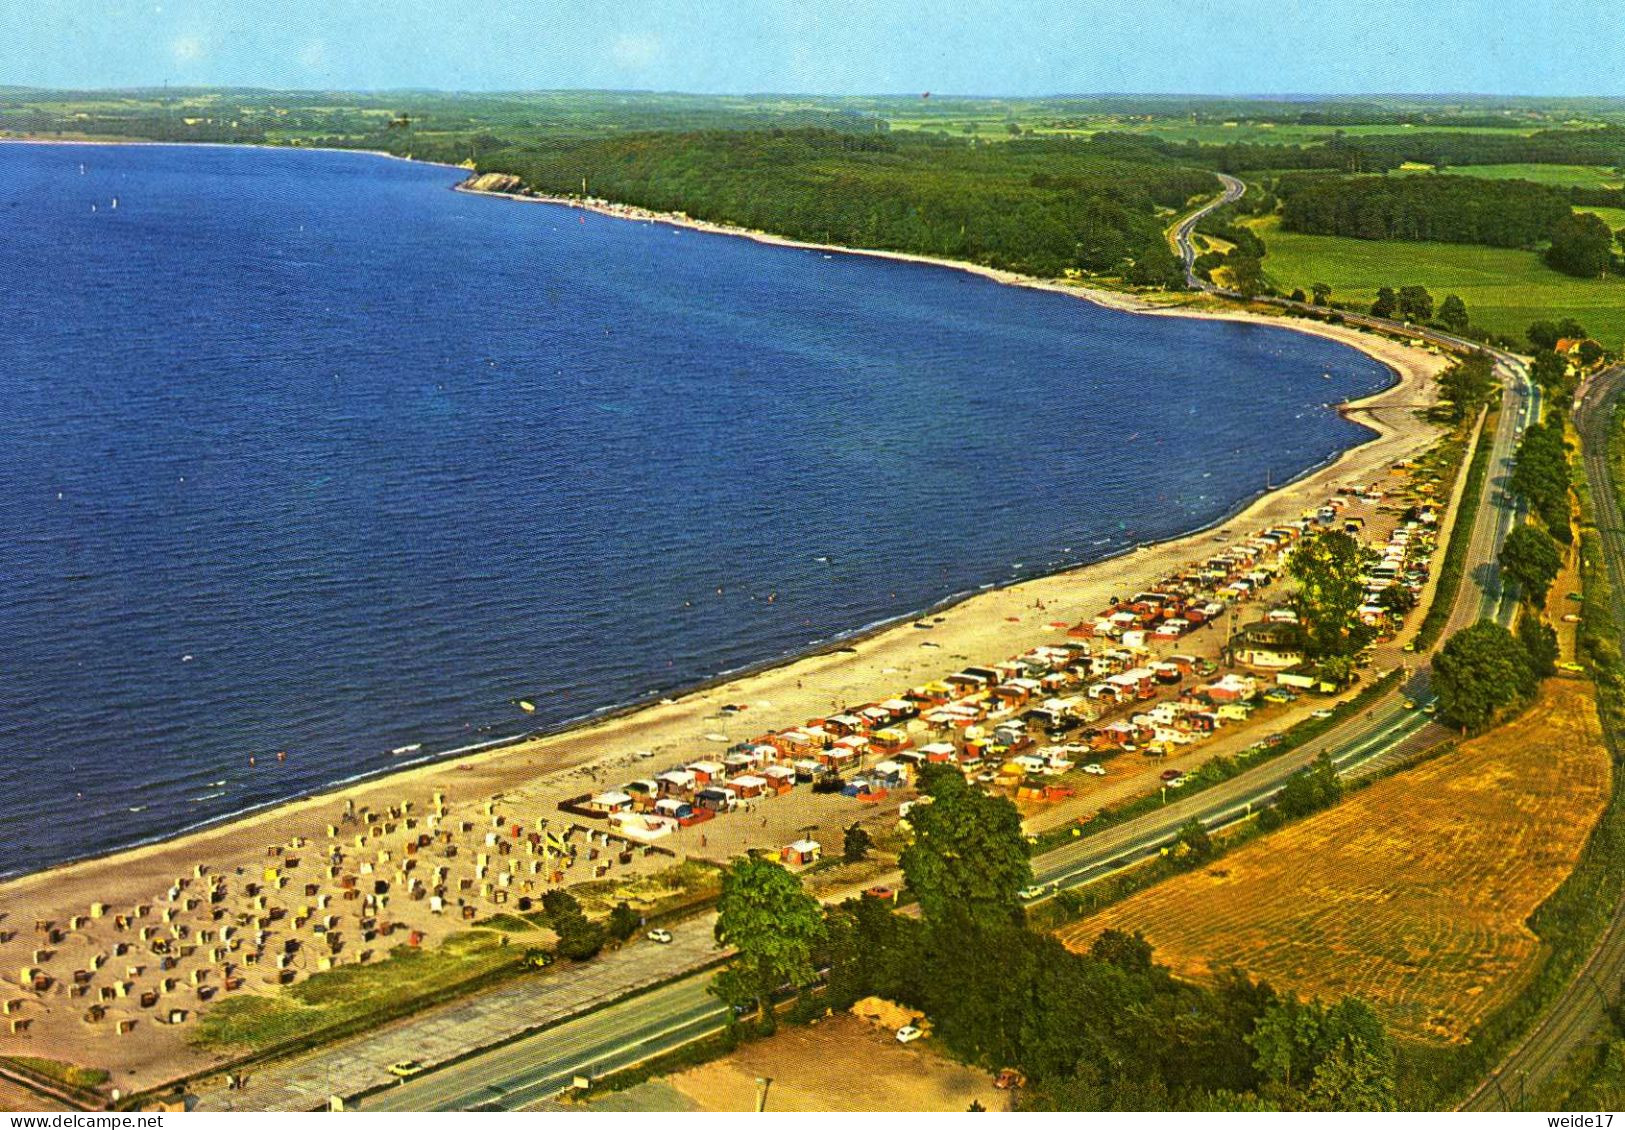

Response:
(754, 1076), (773, 1112)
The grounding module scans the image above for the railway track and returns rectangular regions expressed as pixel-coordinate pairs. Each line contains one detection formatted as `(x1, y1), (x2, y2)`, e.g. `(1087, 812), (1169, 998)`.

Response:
(1459, 364), (1625, 1111)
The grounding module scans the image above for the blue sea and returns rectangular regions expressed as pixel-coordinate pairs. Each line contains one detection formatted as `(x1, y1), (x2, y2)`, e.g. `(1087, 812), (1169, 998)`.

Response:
(0, 142), (1394, 877)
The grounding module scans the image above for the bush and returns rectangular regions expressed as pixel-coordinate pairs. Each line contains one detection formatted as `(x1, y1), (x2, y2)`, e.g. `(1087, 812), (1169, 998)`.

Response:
(607, 900), (641, 942)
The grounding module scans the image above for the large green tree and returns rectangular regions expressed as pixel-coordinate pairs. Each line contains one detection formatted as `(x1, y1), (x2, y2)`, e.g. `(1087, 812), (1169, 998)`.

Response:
(1528, 320), (1561, 351)
(1224, 252), (1265, 297)
(1438, 352), (1495, 421)
(1436, 293), (1469, 332)
(900, 766), (1031, 927)
(1287, 531), (1373, 658)
(1431, 620), (1535, 732)
(1248, 996), (1393, 1110)
(1397, 285), (1434, 323)
(712, 856), (827, 1027)
(1546, 211), (1615, 278)
(1530, 349), (1570, 394)
(1500, 523), (1563, 606)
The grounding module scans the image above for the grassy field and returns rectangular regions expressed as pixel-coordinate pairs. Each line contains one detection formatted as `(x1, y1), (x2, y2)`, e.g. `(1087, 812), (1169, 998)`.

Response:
(1055, 678), (1611, 1044)
(882, 117), (1545, 145)
(1584, 205), (1625, 230)
(190, 929), (528, 1052)
(1394, 163), (1624, 189)
(568, 859), (722, 920)
(1248, 214), (1625, 349)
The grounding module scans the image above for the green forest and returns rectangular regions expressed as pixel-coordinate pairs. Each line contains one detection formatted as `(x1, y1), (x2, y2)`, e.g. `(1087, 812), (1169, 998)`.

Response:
(472, 129), (1215, 279)
(1276, 173), (1574, 247)
(1162, 125), (1625, 176)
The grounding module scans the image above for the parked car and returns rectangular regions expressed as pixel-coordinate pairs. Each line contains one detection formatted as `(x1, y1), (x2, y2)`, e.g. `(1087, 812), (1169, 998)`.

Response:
(647, 928), (673, 944)
(387, 1061), (425, 1079)
(1082, 763), (1106, 776)
(896, 1025), (924, 1043)
(1159, 768), (1183, 782)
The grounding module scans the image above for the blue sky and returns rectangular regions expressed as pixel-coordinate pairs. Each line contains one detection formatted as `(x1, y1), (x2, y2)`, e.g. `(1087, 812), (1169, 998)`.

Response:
(3, 0), (1621, 96)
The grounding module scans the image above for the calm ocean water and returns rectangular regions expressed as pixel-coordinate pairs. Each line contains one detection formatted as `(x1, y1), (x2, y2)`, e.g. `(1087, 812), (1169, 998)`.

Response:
(0, 142), (1394, 876)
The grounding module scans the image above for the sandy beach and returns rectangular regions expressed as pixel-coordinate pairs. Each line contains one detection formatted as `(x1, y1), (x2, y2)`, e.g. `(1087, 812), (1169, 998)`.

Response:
(0, 168), (1450, 1090)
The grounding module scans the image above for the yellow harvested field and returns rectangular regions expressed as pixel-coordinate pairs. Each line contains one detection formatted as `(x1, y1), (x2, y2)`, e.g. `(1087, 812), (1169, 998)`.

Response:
(1057, 678), (1611, 1043)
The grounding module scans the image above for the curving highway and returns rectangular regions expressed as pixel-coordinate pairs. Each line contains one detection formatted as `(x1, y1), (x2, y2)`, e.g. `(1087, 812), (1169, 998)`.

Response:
(1171, 172), (1246, 290)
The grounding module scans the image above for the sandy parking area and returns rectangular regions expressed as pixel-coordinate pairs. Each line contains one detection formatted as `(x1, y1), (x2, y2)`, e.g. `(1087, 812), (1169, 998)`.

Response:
(652, 1013), (1002, 1112)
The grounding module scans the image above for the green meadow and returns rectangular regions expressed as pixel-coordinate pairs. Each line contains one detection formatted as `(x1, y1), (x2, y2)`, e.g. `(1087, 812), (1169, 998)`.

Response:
(1247, 215), (1625, 349)
(1395, 162), (1624, 189)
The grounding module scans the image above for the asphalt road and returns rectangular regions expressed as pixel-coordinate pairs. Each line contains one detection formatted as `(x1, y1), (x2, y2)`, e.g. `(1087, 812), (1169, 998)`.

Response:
(1172, 173), (1245, 289)
(1459, 364), (1625, 1111)
(359, 974), (726, 1111)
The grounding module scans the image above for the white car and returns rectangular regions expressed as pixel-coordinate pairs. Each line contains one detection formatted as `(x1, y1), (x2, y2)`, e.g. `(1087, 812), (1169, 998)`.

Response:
(896, 1025), (924, 1043)
(647, 928), (673, 944)
(1082, 763), (1106, 776)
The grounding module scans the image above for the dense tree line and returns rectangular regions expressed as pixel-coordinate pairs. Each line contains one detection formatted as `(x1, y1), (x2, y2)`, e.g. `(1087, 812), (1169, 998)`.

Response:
(1500, 525), (1564, 607)
(1276, 173), (1573, 249)
(471, 129), (1217, 281)
(815, 767), (1395, 1110)
(1510, 415), (1574, 542)
(1152, 126), (1625, 177)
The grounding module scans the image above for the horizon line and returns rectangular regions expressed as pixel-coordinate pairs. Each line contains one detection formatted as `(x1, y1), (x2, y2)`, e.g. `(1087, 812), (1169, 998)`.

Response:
(6, 84), (1625, 103)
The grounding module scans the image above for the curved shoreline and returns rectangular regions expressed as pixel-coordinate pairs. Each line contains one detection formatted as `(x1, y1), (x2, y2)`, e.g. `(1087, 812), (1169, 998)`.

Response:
(0, 428), (1363, 884)
(0, 144), (1443, 899)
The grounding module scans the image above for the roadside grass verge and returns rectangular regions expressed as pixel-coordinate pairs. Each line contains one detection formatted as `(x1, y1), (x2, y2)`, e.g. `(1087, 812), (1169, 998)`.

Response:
(568, 860), (723, 921)
(1413, 407), (1497, 652)
(0, 1056), (109, 1097)
(189, 929), (528, 1054)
